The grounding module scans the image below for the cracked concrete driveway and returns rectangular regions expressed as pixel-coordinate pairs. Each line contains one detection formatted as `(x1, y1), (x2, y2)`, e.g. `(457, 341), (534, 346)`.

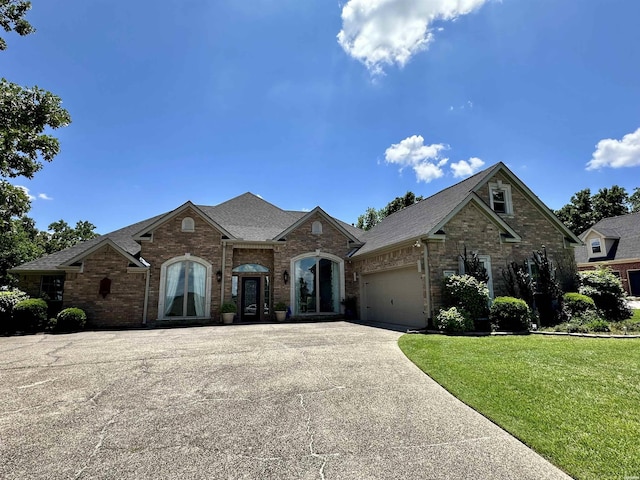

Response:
(1, 322), (570, 479)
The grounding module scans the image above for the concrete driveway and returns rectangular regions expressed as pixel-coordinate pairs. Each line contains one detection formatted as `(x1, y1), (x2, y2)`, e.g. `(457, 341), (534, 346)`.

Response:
(1, 322), (570, 479)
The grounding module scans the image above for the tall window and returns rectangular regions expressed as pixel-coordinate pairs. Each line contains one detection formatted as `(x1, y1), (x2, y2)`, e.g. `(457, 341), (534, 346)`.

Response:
(293, 254), (342, 314)
(160, 257), (210, 318)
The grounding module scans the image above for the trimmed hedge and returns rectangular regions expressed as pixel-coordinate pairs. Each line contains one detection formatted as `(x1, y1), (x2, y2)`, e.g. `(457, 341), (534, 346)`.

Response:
(563, 292), (596, 318)
(436, 307), (474, 333)
(51, 307), (87, 333)
(0, 289), (29, 333)
(13, 298), (48, 333)
(490, 296), (531, 331)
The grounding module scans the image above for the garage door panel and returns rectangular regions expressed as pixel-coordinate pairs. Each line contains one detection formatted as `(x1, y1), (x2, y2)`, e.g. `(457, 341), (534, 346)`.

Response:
(363, 268), (425, 328)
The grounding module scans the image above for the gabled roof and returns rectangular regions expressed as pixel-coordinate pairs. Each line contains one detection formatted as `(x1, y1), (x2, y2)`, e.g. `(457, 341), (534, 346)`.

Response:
(274, 206), (363, 243)
(11, 193), (365, 272)
(351, 162), (581, 258)
(575, 212), (640, 264)
(10, 214), (164, 273)
(133, 201), (234, 241)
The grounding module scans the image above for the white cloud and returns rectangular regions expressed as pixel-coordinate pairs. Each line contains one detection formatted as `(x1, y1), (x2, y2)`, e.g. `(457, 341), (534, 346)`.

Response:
(586, 127), (640, 170)
(451, 157), (485, 177)
(337, 0), (489, 74)
(38, 193), (53, 200)
(15, 185), (35, 201)
(384, 135), (449, 182)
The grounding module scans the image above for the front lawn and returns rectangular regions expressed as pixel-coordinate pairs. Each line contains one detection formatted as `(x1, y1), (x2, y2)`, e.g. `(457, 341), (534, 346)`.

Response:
(399, 334), (640, 480)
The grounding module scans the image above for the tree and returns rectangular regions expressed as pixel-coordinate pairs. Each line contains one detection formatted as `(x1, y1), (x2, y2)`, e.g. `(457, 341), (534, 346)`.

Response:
(628, 187), (640, 213)
(356, 207), (380, 231)
(0, 215), (45, 285)
(555, 188), (593, 235)
(1, 3), (72, 234)
(556, 185), (635, 234)
(0, 0), (34, 50)
(591, 186), (629, 223)
(43, 220), (99, 254)
(356, 191), (423, 230)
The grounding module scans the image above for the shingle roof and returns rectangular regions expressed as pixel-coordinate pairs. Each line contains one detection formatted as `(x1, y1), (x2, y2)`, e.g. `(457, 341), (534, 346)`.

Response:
(351, 166), (491, 257)
(11, 193), (365, 272)
(575, 212), (640, 264)
(12, 214), (165, 272)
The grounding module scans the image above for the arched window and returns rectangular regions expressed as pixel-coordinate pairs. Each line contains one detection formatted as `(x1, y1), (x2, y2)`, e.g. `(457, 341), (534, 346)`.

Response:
(181, 217), (195, 232)
(311, 221), (323, 234)
(159, 256), (211, 318)
(292, 253), (344, 315)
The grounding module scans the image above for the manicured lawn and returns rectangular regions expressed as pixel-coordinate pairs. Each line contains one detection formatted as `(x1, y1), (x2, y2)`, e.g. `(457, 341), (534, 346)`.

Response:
(399, 334), (640, 480)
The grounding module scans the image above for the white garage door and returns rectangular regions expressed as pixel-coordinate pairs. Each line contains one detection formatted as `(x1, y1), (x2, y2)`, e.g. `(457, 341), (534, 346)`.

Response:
(362, 267), (425, 329)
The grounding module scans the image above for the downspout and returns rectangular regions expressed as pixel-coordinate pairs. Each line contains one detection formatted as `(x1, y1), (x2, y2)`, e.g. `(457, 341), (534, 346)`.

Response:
(423, 241), (431, 328)
(142, 268), (150, 325)
(220, 241), (227, 306)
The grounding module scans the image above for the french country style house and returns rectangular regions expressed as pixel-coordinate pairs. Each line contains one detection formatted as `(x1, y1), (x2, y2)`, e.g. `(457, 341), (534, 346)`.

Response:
(11, 162), (582, 329)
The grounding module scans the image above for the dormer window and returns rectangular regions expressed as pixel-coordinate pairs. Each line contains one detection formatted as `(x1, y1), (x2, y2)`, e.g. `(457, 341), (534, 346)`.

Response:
(590, 239), (602, 254)
(181, 217), (195, 232)
(489, 181), (513, 215)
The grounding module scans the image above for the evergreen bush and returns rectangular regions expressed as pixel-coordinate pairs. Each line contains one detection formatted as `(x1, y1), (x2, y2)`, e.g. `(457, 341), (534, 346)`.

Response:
(578, 268), (632, 321)
(12, 298), (48, 333)
(563, 292), (596, 318)
(442, 274), (490, 322)
(490, 296), (531, 331)
(0, 289), (29, 333)
(52, 307), (87, 332)
(435, 307), (474, 333)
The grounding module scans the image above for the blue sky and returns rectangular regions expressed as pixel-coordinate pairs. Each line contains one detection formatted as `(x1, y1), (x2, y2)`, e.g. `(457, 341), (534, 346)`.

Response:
(3, 0), (640, 234)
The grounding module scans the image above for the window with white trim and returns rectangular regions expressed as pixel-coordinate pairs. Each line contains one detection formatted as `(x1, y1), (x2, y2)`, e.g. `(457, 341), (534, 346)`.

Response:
(489, 181), (513, 215)
(590, 239), (602, 254)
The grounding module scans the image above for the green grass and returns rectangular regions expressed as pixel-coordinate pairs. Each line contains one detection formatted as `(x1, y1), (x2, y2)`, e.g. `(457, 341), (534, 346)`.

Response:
(399, 334), (640, 480)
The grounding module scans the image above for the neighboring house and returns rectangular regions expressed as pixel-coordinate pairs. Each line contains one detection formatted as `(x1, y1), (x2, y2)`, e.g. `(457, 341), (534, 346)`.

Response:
(10, 162), (581, 329)
(575, 212), (640, 296)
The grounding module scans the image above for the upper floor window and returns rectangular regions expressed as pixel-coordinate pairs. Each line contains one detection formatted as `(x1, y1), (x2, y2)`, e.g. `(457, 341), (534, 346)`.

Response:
(590, 239), (602, 254)
(181, 217), (195, 232)
(489, 181), (513, 215)
(312, 221), (323, 234)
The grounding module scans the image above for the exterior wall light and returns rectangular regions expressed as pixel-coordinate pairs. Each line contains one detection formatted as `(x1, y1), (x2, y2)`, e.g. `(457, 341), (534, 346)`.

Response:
(216, 270), (222, 283)
(283, 270), (289, 284)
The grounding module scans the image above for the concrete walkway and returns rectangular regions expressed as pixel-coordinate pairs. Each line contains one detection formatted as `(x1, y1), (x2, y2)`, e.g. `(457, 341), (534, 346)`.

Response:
(0, 322), (571, 479)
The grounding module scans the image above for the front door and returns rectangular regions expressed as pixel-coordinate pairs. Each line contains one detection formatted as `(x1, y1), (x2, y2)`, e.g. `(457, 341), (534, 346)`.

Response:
(241, 277), (261, 321)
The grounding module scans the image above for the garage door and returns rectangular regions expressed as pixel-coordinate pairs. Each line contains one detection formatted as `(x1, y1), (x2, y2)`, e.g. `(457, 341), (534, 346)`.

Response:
(362, 267), (425, 329)
(629, 270), (640, 296)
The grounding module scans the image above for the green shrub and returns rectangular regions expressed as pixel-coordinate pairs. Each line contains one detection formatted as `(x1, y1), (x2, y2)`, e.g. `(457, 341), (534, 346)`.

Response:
(490, 296), (532, 331)
(584, 318), (611, 333)
(436, 307), (474, 333)
(563, 292), (596, 318)
(12, 298), (48, 333)
(443, 274), (490, 322)
(0, 289), (29, 333)
(578, 268), (632, 321)
(52, 307), (87, 332)
(274, 302), (287, 311)
(220, 302), (237, 314)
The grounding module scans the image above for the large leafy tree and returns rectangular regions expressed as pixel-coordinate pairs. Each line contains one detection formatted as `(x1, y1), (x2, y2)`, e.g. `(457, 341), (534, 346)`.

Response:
(356, 191), (424, 231)
(556, 185), (635, 235)
(43, 220), (99, 254)
(0, 0), (34, 50)
(630, 188), (640, 213)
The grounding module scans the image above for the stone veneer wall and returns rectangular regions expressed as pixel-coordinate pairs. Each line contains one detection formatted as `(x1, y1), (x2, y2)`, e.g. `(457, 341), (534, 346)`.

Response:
(63, 244), (146, 327)
(141, 209), (224, 322)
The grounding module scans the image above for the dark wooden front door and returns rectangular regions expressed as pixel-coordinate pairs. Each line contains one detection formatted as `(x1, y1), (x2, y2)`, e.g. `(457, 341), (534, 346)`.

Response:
(241, 277), (261, 321)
